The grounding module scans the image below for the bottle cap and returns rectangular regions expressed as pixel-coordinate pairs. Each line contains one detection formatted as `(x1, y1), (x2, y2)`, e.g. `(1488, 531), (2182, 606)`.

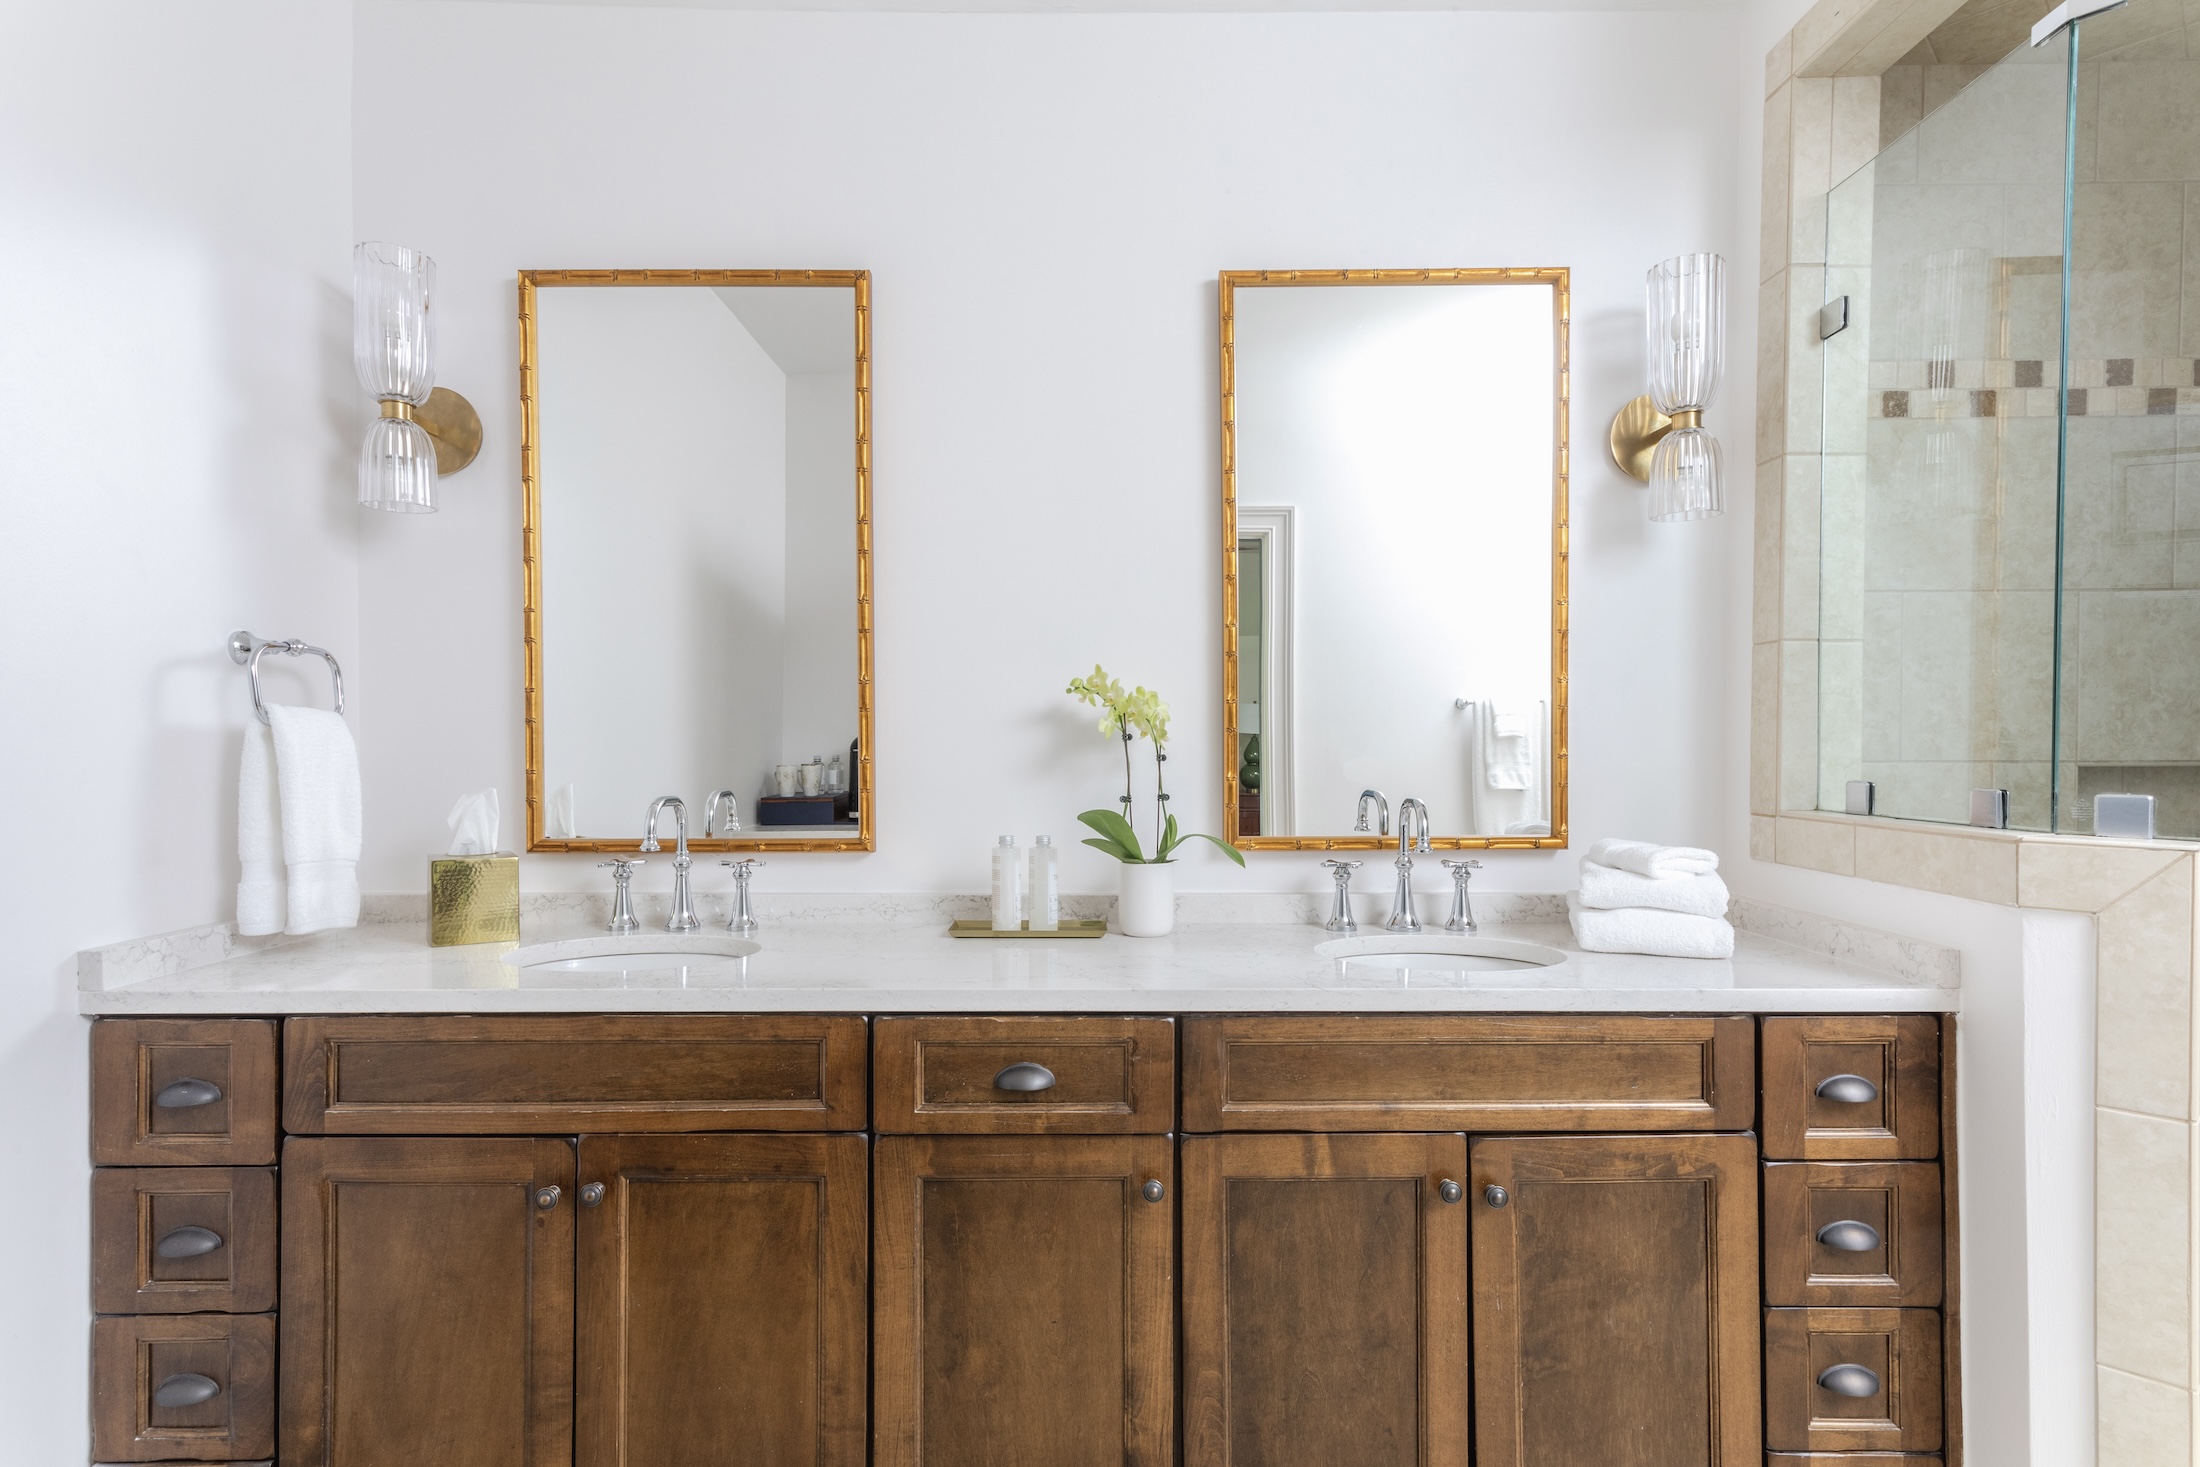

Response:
(998, 835), (1015, 845)
(1035, 835), (1052, 845)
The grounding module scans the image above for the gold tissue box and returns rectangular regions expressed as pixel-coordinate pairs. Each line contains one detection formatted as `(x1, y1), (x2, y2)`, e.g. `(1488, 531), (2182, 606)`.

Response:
(429, 853), (520, 946)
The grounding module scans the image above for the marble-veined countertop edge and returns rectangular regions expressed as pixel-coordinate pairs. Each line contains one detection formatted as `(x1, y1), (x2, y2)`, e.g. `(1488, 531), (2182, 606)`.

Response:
(76, 891), (1959, 1017)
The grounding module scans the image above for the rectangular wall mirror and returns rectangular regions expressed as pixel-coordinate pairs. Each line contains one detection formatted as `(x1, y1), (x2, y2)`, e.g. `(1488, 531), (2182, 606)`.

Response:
(520, 269), (873, 851)
(1221, 268), (1568, 849)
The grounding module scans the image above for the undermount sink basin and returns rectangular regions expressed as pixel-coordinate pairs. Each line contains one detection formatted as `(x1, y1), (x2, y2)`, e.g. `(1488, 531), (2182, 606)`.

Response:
(501, 935), (760, 982)
(1314, 934), (1568, 984)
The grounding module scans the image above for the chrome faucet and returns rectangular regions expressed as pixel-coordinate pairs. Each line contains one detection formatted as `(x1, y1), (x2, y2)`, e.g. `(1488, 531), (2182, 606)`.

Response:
(720, 858), (763, 935)
(639, 796), (699, 933)
(703, 788), (742, 836)
(1386, 798), (1430, 932)
(1442, 859), (1482, 934)
(597, 857), (645, 935)
(1322, 859), (1363, 934)
(1354, 789), (1391, 837)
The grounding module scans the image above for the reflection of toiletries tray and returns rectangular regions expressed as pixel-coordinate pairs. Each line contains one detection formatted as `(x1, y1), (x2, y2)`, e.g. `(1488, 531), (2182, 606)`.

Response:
(429, 853), (520, 946)
(756, 795), (851, 826)
(948, 919), (1107, 939)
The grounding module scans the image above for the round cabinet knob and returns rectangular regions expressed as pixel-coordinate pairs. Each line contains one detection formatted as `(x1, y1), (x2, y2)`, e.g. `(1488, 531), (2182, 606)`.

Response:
(1437, 1179), (1463, 1204)
(152, 1373), (222, 1409)
(993, 1062), (1057, 1093)
(155, 1225), (226, 1260)
(535, 1185), (562, 1211)
(153, 1078), (222, 1110)
(1817, 1219), (1882, 1253)
(1484, 1184), (1510, 1209)
(1142, 1179), (1165, 1203)
(1817, 1363), (1882, 1399)
(579, 1182), (606, 1208)
(1815, 1073), (1879, 1104)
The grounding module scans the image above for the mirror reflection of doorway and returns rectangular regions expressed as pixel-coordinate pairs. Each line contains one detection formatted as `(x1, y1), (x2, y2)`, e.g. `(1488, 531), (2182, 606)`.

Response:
(1236, 508), (1294, 837)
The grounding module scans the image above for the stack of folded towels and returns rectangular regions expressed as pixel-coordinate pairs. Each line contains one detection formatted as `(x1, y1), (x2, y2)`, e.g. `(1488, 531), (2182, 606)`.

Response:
(1568, 839), (1734, 959)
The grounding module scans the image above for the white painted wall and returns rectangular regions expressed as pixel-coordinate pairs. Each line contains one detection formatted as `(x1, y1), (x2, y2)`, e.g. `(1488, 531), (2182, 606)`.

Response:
(0, 2), (357, 1458)
(350, 0), (1744, 896)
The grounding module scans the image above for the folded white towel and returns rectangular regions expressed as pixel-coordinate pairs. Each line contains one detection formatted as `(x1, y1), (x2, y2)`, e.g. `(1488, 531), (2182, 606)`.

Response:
(1586, 838), (1720, 880)
(1568, 892), (1734, 959)
(1579, 860), (1730, 919)
(236, 723), (286, 937)
(266, 705), (362, 935)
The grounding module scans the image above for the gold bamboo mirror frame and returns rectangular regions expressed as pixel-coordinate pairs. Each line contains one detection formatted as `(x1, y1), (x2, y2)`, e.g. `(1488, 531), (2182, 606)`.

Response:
(519, 268), (874, 853)
(1219, 267), (1569, 851)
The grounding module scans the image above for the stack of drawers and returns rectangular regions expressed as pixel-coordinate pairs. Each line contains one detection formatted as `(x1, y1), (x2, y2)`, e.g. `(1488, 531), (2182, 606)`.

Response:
(90, 1021), (277, 1466)
(1763, 1015), (1949, 1466)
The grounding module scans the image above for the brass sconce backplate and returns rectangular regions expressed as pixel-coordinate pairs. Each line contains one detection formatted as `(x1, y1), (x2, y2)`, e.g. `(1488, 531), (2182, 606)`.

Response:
(1607, 393), (1673, 482)
(415, 387), (483, 474)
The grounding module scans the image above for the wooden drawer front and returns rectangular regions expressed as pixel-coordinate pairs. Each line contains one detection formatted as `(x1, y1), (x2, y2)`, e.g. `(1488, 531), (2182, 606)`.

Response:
(874, 1017), (1174, 1133)
(93, 1020), (279, 1166)
(1768, 1456), (1941, 1465)
(93, 1168), (277, 1315)
(283, 1015), (868, 1132)
(1765, 1307), (1942, 1454)
(1765, 1163), (1943, 1308)
(92, 1312), (275, 1462)
(1182, 1015), (1755, 1132)
(1763, 1016), (1940, 1160)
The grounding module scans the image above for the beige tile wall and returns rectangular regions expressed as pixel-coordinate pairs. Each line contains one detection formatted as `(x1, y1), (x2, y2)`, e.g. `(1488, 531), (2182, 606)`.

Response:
(1760, 4), (2200, 1462)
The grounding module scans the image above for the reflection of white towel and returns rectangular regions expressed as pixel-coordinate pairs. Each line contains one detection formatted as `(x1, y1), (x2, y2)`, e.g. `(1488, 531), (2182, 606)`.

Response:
(1482, 702), (1534, 790)
(1587, 838), (1719, 879)
(1579, 860), (1730, 918)
(1568, 893), (1734, 959)
(265, 706), (362, 935)
(236, 724), (286, 936)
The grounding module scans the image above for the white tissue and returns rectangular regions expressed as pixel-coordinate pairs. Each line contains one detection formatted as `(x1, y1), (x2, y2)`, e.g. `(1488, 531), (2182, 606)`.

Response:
(548, 783), (577, 840)
(447, 788), (501, 856)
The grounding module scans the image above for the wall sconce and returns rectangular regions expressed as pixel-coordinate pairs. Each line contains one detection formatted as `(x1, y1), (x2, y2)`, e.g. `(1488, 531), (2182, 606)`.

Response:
(354, 241), (480, 513)
(1608, 252), (1726, 522)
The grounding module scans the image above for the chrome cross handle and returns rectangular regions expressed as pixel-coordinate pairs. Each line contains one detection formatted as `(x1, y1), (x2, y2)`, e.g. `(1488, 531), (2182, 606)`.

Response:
(597, 858), (646, 934)
(1322, 859), (1363, 934)
(720, 858), (764, 934)
(1442, 859), (1482, 934)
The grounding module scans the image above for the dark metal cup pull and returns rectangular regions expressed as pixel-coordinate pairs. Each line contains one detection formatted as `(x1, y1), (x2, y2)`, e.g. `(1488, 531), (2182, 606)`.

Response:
(1815, 1073), (1878, 1104)
(155, 1225), (225, 1260)
(1142, 1179), (1165, 1203)
(1817, 1363), (1881, 1398)
(994, 1062), (1057, 1093)
(1817, 1219), (1881, 1252)
(1484, 1184), (1509, 1209)
(153, 1078), (222, 1109)
(1437, 1179), (1463, 1204)
(152, 1373), (222, 1409)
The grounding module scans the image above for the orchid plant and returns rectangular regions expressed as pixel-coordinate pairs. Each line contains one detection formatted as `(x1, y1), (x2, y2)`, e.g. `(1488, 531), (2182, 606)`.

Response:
(1066, 665), (1245, 867)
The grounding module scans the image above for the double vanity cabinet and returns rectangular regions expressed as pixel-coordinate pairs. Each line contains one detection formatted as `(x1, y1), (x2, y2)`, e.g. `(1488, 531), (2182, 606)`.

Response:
(86, 1008), (1955, 1467)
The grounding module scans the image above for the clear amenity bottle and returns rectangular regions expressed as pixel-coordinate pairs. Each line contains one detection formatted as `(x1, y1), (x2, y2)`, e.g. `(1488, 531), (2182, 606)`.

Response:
(1026, 835), (1059, 931)
(991, 836), (1023, 932)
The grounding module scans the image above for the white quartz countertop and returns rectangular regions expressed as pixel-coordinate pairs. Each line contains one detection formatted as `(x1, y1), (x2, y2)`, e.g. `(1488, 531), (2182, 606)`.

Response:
(79, 904), (1959, 1016)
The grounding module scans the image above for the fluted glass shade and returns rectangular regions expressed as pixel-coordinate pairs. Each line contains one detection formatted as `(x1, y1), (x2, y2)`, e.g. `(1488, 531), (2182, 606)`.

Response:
(1646, 253), (1725, 414)
(354, 242), (438, 511)
(1648, 427), (1723, 522)
(359, 416), (438, 513)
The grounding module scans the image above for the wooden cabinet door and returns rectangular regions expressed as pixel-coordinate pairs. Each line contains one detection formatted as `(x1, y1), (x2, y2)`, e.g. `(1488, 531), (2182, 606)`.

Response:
(1470, 1134), (1761, 1467)
(873, 1135), (1175, 1467)
(281, 1137), (573, 1467)
(1181, 1133), (1472, 1467)
(577, 1134), (868, 1467)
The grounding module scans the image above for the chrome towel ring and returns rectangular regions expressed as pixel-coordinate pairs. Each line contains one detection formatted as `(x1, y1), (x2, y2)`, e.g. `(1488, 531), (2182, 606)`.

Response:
(228, 630), (345, 726)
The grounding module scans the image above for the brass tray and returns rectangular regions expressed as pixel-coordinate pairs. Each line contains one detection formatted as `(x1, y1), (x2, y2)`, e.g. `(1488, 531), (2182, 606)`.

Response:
(948, 919), (1108, 940)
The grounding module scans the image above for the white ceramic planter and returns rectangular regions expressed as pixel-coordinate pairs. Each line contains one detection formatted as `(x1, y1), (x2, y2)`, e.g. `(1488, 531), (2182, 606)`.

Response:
(1115, 861), (1176, 937)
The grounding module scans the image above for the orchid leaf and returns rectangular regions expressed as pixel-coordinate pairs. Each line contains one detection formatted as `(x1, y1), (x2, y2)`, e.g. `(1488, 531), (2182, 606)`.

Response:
(1181, 832), (1247, 867)
(1080, 837), (1141, 863)
(1077, 808), (1146, 863)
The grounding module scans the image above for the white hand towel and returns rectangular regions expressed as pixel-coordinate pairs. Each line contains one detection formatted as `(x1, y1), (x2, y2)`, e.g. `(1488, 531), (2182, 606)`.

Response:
(236, 722), (286, 936)
(266, 705), (362, 935)
(1586, 838), (1720, 880)
(1568, 893), (1734, 959)
(1579, 860), (1730, 919)
(1482, 700), (1534, 791)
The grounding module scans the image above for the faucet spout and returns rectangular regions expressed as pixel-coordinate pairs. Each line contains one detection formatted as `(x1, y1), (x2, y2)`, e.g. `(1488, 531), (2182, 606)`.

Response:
(703, 789), (742, 837)
(1386, 798), (1430, 932)
(1355, 790), (1390, 837)
(642, 797), (698, 932)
